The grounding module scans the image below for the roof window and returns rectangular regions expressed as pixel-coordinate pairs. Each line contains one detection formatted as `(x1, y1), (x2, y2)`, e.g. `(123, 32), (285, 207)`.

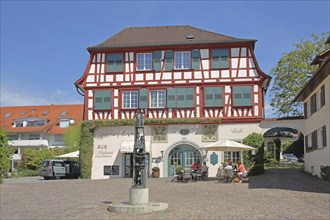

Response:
(20, 112), (26, 116)
(4, 112), (12, 118)
(42, 111), (48, 115)
(60, 111), (67, 116)
(186, 33), (194, 40)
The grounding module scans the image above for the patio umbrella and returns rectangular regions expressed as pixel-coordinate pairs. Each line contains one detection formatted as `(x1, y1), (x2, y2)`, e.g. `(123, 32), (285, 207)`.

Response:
(55, 150), (79, 158)
(199, 139), (256, 161)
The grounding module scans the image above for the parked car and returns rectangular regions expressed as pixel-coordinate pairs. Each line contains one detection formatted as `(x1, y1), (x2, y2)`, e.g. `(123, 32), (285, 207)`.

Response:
(40, 159), (80, 180)
(298, 156), (305, 162)
(283, 154), (298, 162)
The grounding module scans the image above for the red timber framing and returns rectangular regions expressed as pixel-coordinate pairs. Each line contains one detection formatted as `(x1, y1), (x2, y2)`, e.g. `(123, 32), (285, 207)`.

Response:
(75, 26), (270, 123)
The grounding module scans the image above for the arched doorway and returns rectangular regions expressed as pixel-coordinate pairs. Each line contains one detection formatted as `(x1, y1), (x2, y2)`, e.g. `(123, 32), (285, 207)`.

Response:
(167, 144), (201, 176)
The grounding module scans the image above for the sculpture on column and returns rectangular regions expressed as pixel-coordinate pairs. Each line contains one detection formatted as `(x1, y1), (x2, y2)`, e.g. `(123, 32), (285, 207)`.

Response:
(132, 110), (146, 188)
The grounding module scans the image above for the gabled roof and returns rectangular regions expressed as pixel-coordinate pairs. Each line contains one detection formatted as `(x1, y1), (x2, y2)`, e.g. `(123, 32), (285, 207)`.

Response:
(88, 25), (256, 51)
(0, 104), (83, 134)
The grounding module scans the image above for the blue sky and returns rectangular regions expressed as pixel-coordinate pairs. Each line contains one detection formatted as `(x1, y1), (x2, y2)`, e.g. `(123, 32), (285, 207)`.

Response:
(1, 1), (329, 118)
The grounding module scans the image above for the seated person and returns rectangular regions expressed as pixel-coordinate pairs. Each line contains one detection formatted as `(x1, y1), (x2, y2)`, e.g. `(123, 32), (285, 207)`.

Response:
(224, 162), (233, 182)
(191, 161), (200, 180)
(200, 162), (208, 178)
(236, 161), (247, 181)
(191, 161), (200, 172)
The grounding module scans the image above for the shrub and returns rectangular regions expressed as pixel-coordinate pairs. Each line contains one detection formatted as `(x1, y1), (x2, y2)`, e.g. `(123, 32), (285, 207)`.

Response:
(12, 169), (40, 177)
(249, 164), (264, 176)
(320, 166), (330, 182)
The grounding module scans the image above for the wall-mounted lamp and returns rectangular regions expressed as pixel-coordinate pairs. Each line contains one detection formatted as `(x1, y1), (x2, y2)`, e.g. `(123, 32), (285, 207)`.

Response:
(160, 150), (164, 159)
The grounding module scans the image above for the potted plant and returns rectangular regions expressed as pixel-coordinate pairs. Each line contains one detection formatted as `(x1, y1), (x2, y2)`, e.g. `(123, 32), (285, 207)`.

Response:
(176, 166), (184, 174)
(151, 166), (160, 178)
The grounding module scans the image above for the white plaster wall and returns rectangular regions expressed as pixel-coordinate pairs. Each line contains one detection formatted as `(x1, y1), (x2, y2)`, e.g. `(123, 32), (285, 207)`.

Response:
(304, 76), (330, 177)
(91, 123), (265, 179)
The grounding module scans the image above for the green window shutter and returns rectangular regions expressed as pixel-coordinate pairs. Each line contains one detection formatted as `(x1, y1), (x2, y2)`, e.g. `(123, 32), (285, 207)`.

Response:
(233, 86), (252, 106)
(192, 49), (201, 70)
(94, 90), (112, 110)
(167, 88), (177, 108)
(107, 53), (123, 72)
(139, 89), (148, 108)
(219, 49), (229, 68)
(204, 87), (223, 107)
(164, 50), (173, 71)
(177, 88), (194, 108)
(153, 51), (162, 71)
(211, 49), (221, 68)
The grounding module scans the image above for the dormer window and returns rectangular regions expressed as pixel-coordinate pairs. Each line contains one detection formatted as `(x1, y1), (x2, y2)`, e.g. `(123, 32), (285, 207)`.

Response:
(59, 118), (70, 128)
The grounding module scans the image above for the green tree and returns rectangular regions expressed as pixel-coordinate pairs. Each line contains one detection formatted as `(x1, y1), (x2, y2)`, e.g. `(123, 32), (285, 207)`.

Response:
(243, 132), (265, 175)
(269, 33), (329, 116)
(0, 129), (14, 174)
(64, 124), (81, 152)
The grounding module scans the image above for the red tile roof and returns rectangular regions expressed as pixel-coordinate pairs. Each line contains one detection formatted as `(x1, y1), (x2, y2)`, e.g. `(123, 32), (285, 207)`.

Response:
(0, 104), (83, 134)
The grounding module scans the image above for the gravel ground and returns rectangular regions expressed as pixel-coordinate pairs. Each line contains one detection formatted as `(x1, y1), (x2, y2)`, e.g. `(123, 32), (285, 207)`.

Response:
(1, 168), (329, 220)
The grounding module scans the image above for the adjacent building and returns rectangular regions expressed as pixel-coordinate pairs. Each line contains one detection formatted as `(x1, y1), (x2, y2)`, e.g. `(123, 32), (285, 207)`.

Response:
(293, 36), (330, 178)
(75, 25), (271, 179)
(0, 104), (83, 171)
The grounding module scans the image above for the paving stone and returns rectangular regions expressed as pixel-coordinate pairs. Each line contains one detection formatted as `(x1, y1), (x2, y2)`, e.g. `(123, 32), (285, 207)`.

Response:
(1, 168), (329, 219)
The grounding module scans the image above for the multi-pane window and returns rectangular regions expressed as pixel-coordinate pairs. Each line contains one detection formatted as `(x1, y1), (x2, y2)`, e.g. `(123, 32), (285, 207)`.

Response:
(225, 151), (240, 163)
(170, 152), (181, 165)
(107, 53), (123, 72)
(212, 48), (229, 68)
(233, 86), (252, 106)
(167, 88), (195, 108)
(123, 91), (138, 108)
(204, 87), (223, 107)
(320, 126), (327, 148)
(137, 53), (152, 70)
(174, 52), (191, 69)
(150, 90), (166, 108)
(94, 90), (112, 110)
(28, 134), (40, 140)
(312, 130), (318, 150)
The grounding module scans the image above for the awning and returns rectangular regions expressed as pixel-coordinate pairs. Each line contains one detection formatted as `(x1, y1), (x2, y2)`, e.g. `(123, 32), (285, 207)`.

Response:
(55, 150), (79, 158)
(120, 141), (150, 153)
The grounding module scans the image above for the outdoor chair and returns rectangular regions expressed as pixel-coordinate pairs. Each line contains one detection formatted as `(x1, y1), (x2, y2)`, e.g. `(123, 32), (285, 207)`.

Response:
(183, 167), (193, 182)
(196, 167), (208, 181)
(224, 167), (234, 183)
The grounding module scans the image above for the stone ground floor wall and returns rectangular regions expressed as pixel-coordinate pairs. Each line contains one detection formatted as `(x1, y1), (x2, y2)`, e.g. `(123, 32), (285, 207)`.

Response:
(91, 123), (267, 179)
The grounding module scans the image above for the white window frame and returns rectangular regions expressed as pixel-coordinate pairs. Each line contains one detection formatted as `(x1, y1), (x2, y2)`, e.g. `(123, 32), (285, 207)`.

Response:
(123, 91), (138, 109)
(150, 90), (166, 108)
(136, 53), (152, 71)
(174, 51), (191, 69)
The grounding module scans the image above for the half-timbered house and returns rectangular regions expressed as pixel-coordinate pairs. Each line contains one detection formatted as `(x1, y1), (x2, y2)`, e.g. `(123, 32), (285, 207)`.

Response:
(75, 25), (271, 179)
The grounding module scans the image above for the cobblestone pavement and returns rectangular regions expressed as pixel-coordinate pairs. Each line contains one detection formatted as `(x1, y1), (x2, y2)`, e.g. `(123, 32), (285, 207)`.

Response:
(1, 168), (329, 220)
